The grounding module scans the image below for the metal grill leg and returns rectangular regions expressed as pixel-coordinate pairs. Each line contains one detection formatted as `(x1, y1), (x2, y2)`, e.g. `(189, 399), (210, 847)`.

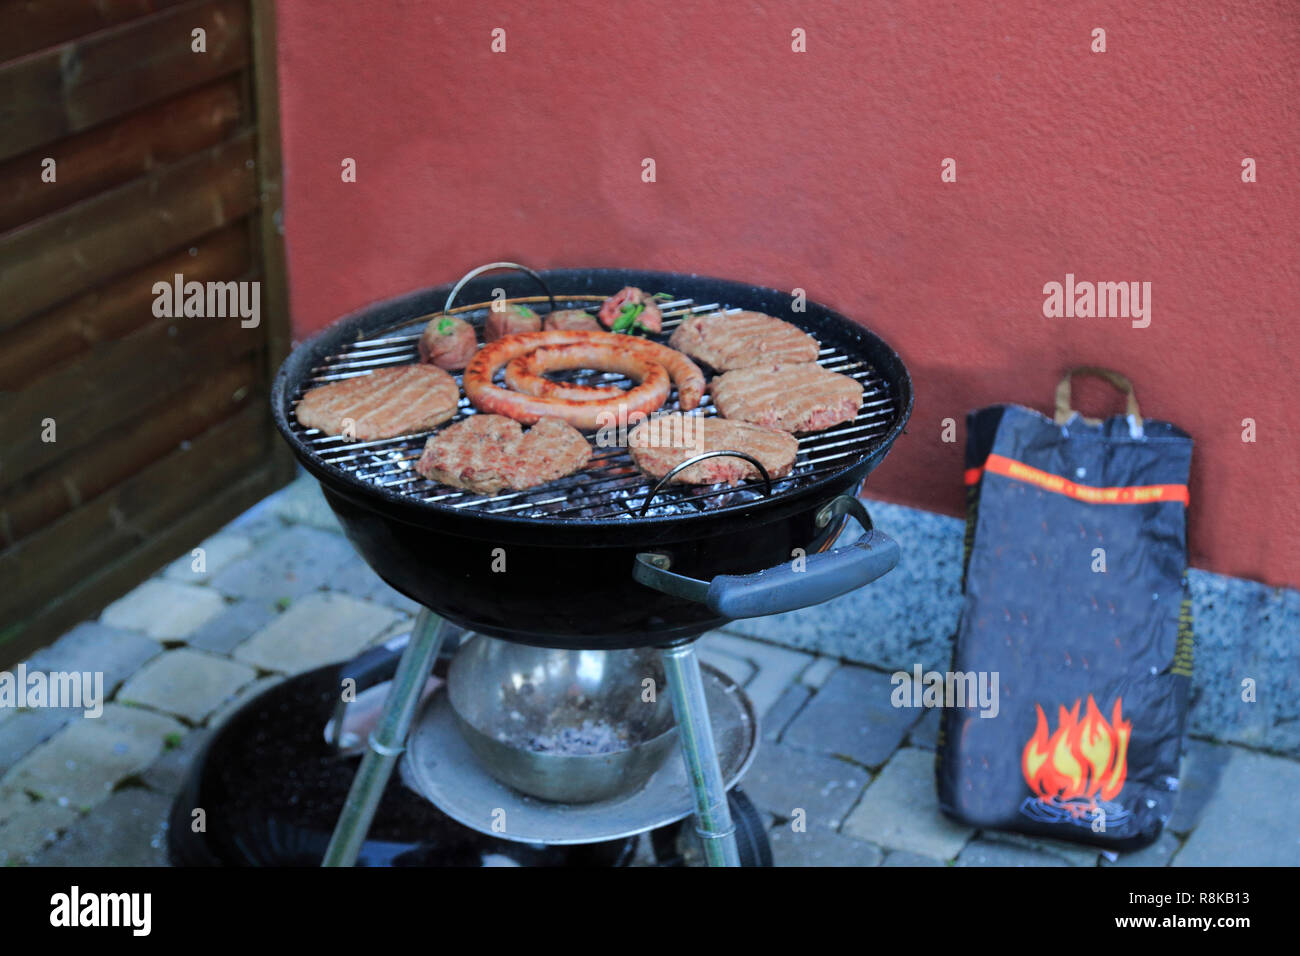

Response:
(323, 608), (448, 867)
(661, 642), (741, 867)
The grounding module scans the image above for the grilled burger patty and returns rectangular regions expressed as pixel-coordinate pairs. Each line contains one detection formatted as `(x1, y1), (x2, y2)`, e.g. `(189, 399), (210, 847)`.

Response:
(295, 365), (460, 440)
(628, 413), (798, 486)
(711, 362), (863, 433)
(668, 311), (819, 370)
(416, 415), (591, 494)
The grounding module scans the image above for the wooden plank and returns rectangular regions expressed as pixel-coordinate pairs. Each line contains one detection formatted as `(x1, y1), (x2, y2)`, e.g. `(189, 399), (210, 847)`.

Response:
(0, 76), (244, 232)
(0, 296), (263, 486)
(249, 0), (297, 487)
(0, 222), (251, 390)
(0, 403), (272, 625)
(1, 357), (259, 544)
(0, 458), (283, 666)
(0, 130), (257, 324)
(0, 0), (191, 63)
(0, 0), (249, 162)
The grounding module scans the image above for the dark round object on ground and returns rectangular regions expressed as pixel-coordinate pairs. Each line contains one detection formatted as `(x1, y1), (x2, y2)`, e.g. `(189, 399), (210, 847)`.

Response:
(167, 661), (638, 867)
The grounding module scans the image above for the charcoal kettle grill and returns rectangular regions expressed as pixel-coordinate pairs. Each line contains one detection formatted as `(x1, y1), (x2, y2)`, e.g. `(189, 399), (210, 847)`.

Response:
(271, 263), (913, 866)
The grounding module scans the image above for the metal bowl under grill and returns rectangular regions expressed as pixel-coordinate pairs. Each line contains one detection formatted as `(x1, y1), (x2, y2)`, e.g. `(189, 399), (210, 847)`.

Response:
(272, 267), (913, 648)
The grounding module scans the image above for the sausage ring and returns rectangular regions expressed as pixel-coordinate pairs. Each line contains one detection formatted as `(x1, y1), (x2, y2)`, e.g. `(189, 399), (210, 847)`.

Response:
(504, 344), (667, 402)
(463, 330), (706, 430)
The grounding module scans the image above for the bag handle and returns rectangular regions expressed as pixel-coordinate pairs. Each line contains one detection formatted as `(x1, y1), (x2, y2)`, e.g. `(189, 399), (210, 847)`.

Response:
(1054, 367), (1143, 428)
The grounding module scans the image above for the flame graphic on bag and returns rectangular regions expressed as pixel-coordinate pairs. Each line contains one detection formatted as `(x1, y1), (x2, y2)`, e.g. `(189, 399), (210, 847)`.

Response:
(1021, 695), (1131, 803)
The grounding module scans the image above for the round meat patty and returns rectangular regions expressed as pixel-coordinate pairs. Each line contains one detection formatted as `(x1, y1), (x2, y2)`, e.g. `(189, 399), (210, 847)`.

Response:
(416, 414), (592, 494)
(628, 413), (798, 486)
(485, 303), (542, 342)
(543, 309), (602, 332)
(418, 315), (478, 370)
(668, 311), (819, 371)
(711, 362), (864, 433)
(295, 365), (460, 441)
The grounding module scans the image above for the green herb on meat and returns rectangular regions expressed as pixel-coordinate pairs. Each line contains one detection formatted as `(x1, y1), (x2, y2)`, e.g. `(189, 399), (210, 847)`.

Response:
(437, 318), (454, 334)
(611, 302), (644, 333)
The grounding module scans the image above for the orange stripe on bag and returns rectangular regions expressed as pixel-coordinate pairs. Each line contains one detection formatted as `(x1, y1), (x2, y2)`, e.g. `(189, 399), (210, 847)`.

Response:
(965, 453), (1188, 506)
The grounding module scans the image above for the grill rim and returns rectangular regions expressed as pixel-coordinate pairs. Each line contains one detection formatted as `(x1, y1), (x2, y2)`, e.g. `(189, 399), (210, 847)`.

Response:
(271, 268), (914, 536)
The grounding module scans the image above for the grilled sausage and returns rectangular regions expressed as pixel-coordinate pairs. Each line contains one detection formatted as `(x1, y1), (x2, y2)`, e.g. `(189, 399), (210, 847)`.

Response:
(504, 343), (670, 402)
(463, 330), (705, 429)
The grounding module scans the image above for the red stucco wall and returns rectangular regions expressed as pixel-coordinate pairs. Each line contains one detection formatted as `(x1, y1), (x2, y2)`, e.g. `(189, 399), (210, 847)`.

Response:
(274, 1), (1299, 588)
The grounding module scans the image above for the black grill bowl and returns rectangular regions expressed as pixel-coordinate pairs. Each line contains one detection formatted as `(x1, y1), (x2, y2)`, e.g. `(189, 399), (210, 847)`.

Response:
(272, 269), (912, 648)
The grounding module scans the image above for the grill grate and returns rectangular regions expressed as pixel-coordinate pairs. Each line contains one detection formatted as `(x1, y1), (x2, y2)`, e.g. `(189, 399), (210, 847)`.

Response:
(287, 297), (900, 520)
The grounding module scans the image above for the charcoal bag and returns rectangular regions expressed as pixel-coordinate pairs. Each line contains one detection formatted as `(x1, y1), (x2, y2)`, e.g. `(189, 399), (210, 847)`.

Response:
(937, 368), (1195, 850)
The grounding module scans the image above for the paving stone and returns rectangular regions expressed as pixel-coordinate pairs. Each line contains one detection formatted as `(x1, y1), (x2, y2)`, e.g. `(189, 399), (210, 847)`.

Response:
(232, 592), (402, 674)
(1169, 738), (1233, 834)
(1173, 748), (1300, 866)
(163, 532), (253, 583)
(741, 742), (870, 827)
(706, 632), (812, 716)
(762, 684), (812, 742)
(209, 525), (356, 603)
(0, 709), (78, 777)
(139, 727), (214, 796)
(769, 824), (884, 867)
(697, 647), (755, 689)
(842, 747), (973, 860)
(882, 850), (945, 866)
(32, 788), (171, 867)
(0, 798), (79, 865)
(222, 494), (288, 542)
(783, 665), (920, 767)
(25, 621), (163, 695)
(801, 657), (839, 689)
(982, 830), (1100, 867)
(101, 580), (225, 640)
(0, 704), (184, 811)
(907, 707), (942, 750)
(116, 649), (257, 723)
(267, 472), (344, 532)
(185, 599), (280, 654)
(1103, 831), (1180, 867)
(956, 839), (1068, 867)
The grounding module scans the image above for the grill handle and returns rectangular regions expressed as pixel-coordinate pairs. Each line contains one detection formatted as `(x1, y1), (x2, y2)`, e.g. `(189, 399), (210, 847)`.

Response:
(444, 261), (557, 316)
(633, 495), (899, 619)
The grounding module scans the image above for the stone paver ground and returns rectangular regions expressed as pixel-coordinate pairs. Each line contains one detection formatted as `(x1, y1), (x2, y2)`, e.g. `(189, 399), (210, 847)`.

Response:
(1, 471), (1296, 867)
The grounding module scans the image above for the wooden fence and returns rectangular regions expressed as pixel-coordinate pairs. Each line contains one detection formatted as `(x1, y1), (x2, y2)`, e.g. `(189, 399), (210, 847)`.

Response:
(0, 0), (294, 663)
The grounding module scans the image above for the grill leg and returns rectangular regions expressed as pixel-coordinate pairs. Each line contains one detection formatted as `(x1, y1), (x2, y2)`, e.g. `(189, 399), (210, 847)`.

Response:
(661, 642), (741, 867)
(322, 608), (448, 867)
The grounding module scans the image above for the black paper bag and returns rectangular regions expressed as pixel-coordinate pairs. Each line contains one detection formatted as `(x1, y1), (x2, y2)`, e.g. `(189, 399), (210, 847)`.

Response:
(937, 368), (1195, 849)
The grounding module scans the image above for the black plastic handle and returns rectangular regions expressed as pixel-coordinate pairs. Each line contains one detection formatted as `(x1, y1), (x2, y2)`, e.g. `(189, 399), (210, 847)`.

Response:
(633, 496), (899, 619)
